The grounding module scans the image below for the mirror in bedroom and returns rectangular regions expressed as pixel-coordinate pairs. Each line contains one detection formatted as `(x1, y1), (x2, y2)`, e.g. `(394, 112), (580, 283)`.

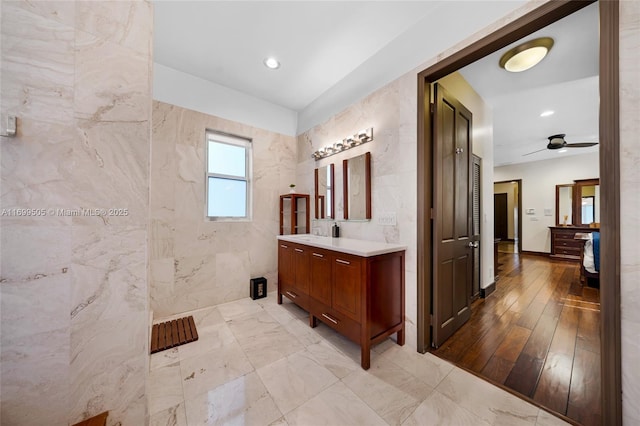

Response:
(575, 178), (600, 227)
(314, 163), (335, 219)
(343, 152), (371, 220)
(555, 184), (575, 226)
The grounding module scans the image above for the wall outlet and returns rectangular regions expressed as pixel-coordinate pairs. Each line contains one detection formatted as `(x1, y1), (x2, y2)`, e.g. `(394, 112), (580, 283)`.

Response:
(530, 216), (539, 221)
(377, 212), (397, 226)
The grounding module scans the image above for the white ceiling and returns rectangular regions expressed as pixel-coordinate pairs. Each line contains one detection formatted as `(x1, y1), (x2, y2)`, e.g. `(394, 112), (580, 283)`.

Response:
(459, 2), (599, 166)
(154, 1), (439, 110)
(154, 1), (599, 167)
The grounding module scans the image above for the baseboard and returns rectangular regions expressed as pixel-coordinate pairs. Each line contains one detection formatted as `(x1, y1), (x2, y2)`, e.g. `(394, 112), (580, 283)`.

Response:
(480, 282), (496, 298)
(521, 250), (550, 258)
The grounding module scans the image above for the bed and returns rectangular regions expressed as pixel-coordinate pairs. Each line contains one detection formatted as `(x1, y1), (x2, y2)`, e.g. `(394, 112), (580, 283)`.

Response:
(576, 231), (600, 286)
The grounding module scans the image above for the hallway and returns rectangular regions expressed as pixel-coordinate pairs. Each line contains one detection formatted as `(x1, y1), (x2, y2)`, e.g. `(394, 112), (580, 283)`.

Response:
(433, 252), (600, 425)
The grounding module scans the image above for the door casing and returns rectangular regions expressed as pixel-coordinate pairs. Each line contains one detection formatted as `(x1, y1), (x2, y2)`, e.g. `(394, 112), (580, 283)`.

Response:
(416, 0), (621, 424)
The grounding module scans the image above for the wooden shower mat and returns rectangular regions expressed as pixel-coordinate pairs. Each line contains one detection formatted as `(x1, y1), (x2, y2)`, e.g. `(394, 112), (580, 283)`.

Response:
(150, 315), (198, 354)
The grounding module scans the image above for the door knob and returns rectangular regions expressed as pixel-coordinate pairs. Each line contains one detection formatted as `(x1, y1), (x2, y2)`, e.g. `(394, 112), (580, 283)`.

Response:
(468, 242), (479, 248)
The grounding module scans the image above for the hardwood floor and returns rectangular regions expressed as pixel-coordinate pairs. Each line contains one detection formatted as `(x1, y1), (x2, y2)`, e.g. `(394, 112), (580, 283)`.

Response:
(433, 252), (601, 425)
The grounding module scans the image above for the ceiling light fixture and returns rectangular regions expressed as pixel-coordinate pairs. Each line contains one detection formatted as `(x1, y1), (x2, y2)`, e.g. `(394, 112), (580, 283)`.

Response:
(263, 57), (280, 69)
(558, 148), (568, 153)
(499, 37), (554, 72)
(540, 110), (555, 117)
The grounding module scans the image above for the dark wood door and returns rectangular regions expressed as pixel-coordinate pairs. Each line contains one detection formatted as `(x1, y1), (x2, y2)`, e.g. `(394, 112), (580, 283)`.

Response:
(332, 254), (362, 322)
(494, 193), (508, 240)
(309, 249), (332, 305)
(432, 83), (473, 348)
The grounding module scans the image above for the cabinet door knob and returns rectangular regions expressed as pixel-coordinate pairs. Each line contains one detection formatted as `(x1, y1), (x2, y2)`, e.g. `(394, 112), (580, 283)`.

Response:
(336, 259), (350, 265)
(322, 313), (338, 324)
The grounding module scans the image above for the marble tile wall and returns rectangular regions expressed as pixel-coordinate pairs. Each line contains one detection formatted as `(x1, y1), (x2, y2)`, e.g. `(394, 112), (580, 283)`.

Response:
(619, 0), (640, 423)
(0, 1), (152, 425)
(150, 101), (296, 317)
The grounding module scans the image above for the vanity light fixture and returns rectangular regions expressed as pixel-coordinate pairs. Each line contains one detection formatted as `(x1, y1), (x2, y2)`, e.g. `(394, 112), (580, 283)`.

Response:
(499, 37), (554, 72)
(263, 57), (280, 69)
(540, 110), (555, 117)
(312, 127), (373, 160)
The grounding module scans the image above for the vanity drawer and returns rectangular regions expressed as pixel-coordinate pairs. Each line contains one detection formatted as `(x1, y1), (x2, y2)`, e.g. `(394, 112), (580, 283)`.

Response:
(280, 284), (310, 311)
(309, 298), (361, 344)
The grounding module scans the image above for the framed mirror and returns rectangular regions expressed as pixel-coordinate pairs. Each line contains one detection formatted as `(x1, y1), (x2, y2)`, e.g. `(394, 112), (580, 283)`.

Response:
(574, 178), (600, 227)
(555, 184), (574, 226)
(343, 152), (371, 220)
(314, 163), (335, 219)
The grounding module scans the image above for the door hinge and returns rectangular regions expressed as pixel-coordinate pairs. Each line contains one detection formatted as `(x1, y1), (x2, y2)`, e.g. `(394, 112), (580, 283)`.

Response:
(429, 314), (433, 326)
(430, 103), (435, 114)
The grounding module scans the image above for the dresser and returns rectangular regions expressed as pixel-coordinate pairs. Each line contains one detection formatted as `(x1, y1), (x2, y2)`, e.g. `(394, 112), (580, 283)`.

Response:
(549, 226), (599, 261)
(277, 234), (406, 370)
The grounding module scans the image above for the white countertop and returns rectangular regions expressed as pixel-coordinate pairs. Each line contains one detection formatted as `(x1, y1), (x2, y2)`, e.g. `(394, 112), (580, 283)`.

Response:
(277, 234), (406, 257)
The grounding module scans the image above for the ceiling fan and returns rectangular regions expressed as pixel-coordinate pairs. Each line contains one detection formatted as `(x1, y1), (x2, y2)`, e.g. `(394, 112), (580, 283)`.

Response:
(523, 134), (599, 156)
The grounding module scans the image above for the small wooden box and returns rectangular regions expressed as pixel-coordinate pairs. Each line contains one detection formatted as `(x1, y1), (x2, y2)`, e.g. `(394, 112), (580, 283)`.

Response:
(250, 277), (267, 300)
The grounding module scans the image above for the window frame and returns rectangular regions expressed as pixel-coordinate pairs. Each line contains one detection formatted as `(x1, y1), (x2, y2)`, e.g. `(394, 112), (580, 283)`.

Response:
(205, 130), (252, 221)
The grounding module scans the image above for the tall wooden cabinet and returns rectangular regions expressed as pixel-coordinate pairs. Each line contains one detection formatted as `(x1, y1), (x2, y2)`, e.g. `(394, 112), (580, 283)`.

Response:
(279, 193), (309, 235)
(277, 236), (405, 370)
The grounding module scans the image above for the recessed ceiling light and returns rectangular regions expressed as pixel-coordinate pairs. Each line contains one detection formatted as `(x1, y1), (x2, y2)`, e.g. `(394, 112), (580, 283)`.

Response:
(558, 148), (568, 153)
(540, 110), (555, 117)
(499, 37), (554, 72)
(263, 57), (280, 70)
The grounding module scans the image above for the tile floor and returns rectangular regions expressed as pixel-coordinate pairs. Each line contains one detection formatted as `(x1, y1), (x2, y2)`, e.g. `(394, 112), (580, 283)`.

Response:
(148, 292), (570, 426)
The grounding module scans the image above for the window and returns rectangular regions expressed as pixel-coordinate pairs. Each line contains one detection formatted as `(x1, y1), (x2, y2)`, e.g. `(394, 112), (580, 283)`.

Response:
(206, 131), (252, 219)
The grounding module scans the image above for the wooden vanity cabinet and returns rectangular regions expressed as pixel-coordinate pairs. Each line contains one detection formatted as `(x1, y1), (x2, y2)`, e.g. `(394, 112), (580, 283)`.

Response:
(277, 241), (405, 370)
(277, 242), (310, 311)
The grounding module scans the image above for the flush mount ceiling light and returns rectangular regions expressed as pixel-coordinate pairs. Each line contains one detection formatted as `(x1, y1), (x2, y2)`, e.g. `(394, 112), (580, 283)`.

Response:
(263, 57), (280, 69)
(499, 37), (554, 72)
(540, 110), (555, 117)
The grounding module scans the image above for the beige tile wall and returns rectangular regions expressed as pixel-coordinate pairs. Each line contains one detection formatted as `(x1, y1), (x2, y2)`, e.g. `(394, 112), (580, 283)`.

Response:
(0, 1), (152, 424)
(150, 101), (297, 317)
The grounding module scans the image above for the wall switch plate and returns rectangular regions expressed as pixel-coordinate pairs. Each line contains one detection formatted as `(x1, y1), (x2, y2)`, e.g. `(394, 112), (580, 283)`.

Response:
(377, 212), (397, 226)
(525, 208), (535, 215)
(544, 208), (553, 216)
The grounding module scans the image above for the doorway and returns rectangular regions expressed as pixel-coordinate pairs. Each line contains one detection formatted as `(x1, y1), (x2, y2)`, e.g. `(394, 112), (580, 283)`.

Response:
(494, 179), (523, 254)
(494, 193), (508, 240)
(416, 1), (621, 424)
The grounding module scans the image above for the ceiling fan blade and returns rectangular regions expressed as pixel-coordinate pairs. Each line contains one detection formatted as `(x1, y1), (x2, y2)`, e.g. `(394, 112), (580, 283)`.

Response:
(523, 148), (548, 156)
(566, 142), (599, 148)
